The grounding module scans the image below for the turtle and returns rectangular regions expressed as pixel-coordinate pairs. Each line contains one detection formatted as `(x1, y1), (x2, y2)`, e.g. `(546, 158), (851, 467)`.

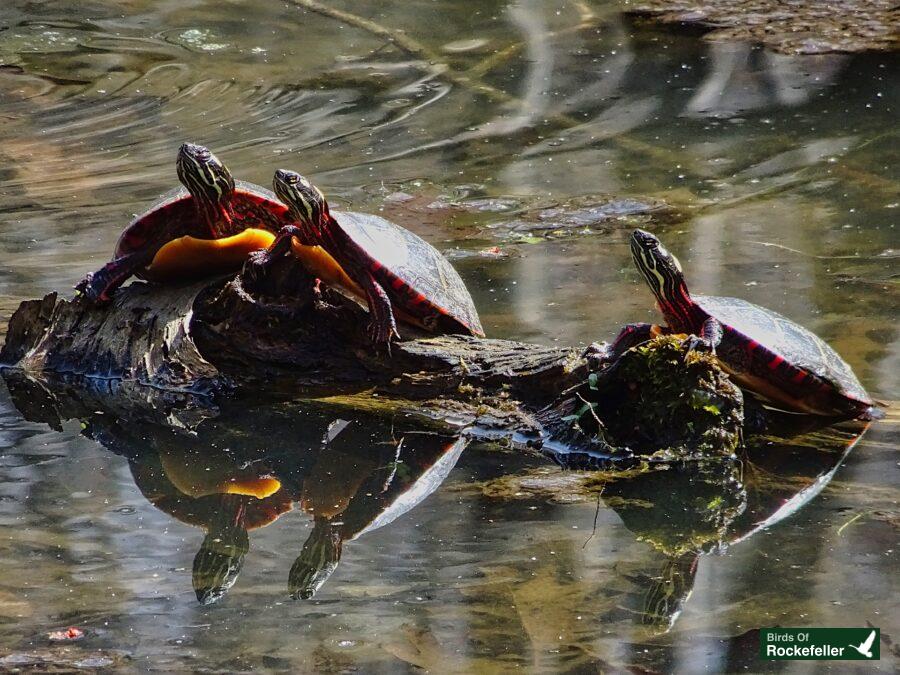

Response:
(75, 143), (352, 304)
(599, 229), (876, 419)
(287, 433), (468, 599)
(250, 169), (485, 345)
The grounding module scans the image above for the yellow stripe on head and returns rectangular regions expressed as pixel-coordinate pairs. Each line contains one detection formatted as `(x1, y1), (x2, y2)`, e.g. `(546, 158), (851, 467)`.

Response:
(176, 143), (235, 204)
(273, 169), (328, 226)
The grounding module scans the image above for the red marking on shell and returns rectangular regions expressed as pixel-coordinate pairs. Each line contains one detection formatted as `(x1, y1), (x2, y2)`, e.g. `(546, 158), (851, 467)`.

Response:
(791, 370), (807, 384)
(412, 293), (428, 305)
(767, 355), (784, 370)
(391, 277), (405, 291)
(370, 260), (382, 272)
(746, 339), (760, 353)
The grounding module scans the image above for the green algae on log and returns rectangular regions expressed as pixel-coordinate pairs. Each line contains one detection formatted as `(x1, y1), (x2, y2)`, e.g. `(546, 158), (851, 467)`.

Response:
(624, 0), (899, 54)
(539, 336), (744, 463)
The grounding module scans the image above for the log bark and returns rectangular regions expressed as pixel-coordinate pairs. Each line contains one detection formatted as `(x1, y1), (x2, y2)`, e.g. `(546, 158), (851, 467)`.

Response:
(0, 258), (586, 434)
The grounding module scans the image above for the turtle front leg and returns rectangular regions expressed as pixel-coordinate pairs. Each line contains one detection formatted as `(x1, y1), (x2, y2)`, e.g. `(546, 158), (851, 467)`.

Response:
(359, 273), (399, 348)
(246, 225), (303, 267)
(75, 250), (156, 304)
(243, 225), (306, 286)
(684, 317), (723, 357)
(584, 323), (667, 369)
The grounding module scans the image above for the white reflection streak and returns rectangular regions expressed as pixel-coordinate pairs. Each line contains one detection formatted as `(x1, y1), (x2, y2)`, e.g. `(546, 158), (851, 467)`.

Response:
(673, 560), (728, 674)
(496, 0), (554, 132)
(687, 43), (847, 118)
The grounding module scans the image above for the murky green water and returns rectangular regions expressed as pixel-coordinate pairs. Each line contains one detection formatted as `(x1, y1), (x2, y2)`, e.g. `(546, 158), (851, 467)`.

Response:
(0, 0), (897, 671)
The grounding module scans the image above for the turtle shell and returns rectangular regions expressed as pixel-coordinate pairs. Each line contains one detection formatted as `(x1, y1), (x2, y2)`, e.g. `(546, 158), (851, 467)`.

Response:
(332, 210), (484, 336)
(695, 295), (871, 405)
(114, 179), (289, 258)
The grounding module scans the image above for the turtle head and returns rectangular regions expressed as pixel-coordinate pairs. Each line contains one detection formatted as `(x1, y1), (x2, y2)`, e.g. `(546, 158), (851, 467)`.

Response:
(288, 518), (343, 600)
(192, 524), (249, 605)
(273, 169), (329, 228)
(630, 229), (694, 314)
(176, 143), (235, 207)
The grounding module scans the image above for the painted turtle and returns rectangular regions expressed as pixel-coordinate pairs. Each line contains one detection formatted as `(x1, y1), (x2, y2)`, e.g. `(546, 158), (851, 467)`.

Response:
(255, 169), (484, 345)
(75, 143), (355, 303)
(76, 142), (291, 303)
(603, 229), (875, 419)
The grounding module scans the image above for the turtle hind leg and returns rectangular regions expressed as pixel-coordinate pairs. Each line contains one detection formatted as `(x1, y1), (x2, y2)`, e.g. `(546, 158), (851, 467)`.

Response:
(360, 273), (399, 349)
(75, 250), (155, 304)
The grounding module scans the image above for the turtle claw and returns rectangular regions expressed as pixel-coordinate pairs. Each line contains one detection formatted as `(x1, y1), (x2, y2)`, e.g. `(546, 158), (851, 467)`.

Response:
(582, 341), (613, 371)
(366, 318), (397, 351)
(242, 248), (278, 287)
(683, 335), (715, 360)
(74, 273), (112, 305)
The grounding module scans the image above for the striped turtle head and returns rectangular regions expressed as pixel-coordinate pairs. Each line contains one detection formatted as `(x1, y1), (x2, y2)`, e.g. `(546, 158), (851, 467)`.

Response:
(176, 143), (235, 208)
(630, 229), (693, 312)
(288, 518), (343, 600)
(273, 169), (329, 228)
(192, 525), (249, 605)
(630, 230), (702, 330)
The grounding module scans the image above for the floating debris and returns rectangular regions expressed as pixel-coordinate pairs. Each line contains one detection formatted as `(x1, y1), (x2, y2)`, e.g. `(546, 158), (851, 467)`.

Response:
(47, 627), (84, 642)
(478, 246), (506, 257)
(626, 0), (899, 54)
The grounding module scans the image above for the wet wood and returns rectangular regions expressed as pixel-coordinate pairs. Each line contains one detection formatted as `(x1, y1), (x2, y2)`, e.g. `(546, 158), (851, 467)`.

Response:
(0, 283), (219, 392)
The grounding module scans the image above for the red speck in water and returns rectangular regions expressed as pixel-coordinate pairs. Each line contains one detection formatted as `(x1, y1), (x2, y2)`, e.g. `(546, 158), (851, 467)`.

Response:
(48, 627), (84, 642)
(481, 246), (504, 256)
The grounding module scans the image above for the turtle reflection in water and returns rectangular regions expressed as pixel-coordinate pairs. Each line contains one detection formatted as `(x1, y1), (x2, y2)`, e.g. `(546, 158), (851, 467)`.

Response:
(1, 375), (467, 605)
(134, 419), (465, 603)
(479, 407), (869, 634)
(594, 421), (869, 632)
(276, 423), (468, 599)
(129, 446), (292, 605)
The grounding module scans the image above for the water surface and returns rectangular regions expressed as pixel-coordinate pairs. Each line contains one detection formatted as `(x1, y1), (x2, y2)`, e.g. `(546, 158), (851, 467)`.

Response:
(0, 0), (897, 671)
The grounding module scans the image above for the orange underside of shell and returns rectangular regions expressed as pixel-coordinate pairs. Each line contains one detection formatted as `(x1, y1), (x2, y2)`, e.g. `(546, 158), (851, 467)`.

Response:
(289, 238), (364, 299)
(144, 229), (428, 330)
(159, 446), (283, 500)
(221, 476), (283, 500)
(143, 230), (362, 295)
(144, 228), (276, 281)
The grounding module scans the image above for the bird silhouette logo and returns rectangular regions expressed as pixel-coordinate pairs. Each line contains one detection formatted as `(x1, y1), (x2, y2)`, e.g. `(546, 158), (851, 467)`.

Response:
(849, 630), (876, 659)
